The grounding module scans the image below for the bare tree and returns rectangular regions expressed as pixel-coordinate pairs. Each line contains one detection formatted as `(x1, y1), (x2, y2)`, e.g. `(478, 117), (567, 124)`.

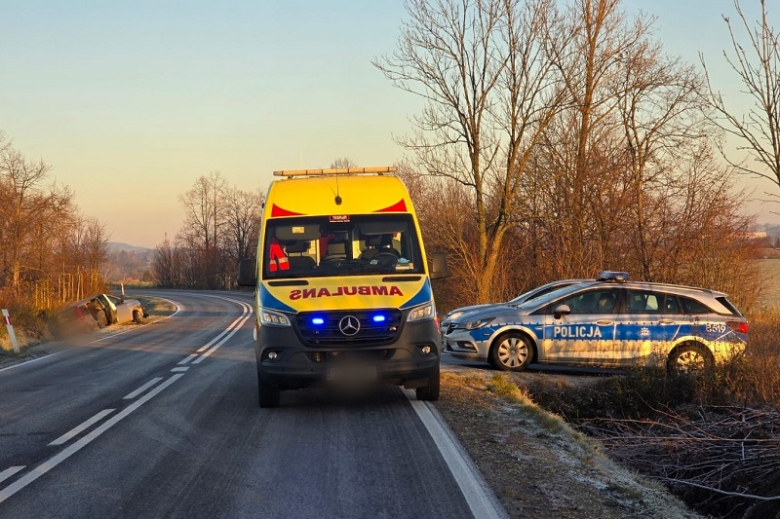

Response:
(376, 0), (567, 303)
(0, 134), (111, 312)
(0, 142), (76, 295)
(178, 172), (227, 288)
(179, 171), (227, 253)
(616, 36), (709, 280)
(155, 173), (263, 289)
(702, 0), (780, 198)
(330, 157), (358, 169)
(542, 0), (656, 272)
(221, 186), (263, 264)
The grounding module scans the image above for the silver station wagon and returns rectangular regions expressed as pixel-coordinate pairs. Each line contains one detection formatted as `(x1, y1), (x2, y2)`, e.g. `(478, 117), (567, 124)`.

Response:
(442, 272), (748, 371)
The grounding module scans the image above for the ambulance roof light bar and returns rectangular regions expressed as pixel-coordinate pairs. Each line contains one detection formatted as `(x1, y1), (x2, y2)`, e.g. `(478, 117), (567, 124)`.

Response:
(273, 167), (397, 177)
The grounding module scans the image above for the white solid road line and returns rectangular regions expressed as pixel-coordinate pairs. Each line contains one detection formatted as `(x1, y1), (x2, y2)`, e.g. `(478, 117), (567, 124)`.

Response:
(0, 352), (64, 373)
(406, 391), (509, 519)
(178, 354), (198, 365)
(0, 374), (185, 505)
(0, 467), (24, 485)
(123, 377), (164, 400)
(195, 310), (249, 354)
(48, 409), (116, 447)
(193, 304), (252, 363)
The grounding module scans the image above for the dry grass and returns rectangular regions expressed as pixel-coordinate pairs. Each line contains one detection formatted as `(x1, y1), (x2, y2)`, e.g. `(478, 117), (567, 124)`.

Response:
(438, 369), (701, 518)
(506, 309), (780, 518)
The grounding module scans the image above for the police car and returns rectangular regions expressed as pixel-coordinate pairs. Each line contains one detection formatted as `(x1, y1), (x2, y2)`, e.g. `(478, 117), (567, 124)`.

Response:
(442, 272), (748, 371)
(439, 279), (585, 350)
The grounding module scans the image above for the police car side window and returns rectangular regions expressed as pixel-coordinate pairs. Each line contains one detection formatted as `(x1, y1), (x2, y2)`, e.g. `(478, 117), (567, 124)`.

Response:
(681, 297), (712, 314)
(662, 294), (681, 314)
(558, 289), (617, 314)
(627, 290), (681, 315)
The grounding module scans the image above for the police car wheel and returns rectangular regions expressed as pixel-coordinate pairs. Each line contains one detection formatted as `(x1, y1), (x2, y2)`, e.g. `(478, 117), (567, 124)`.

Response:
(491, 332), (533, 372)
(667, 342), (714, 373)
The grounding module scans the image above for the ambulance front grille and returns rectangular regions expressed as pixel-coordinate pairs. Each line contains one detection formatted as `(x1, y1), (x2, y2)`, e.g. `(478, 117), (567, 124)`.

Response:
(296, 309), (403, 346)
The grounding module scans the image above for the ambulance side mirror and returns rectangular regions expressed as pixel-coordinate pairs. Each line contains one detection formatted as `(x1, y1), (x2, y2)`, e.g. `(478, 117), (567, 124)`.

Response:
(238, 258), (258, 287)
(430, 252), (450, 280)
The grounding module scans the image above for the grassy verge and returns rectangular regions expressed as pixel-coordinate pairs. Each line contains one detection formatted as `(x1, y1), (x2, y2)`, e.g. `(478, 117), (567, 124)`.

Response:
(498, 310), (780, 518)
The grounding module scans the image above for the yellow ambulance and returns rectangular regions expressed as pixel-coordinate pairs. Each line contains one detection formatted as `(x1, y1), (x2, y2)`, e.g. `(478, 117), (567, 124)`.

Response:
(239, 167), (449, 407)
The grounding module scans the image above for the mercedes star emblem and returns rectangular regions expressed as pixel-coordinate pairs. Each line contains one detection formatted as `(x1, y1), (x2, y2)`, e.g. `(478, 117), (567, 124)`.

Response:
(338, 315), (360, 336)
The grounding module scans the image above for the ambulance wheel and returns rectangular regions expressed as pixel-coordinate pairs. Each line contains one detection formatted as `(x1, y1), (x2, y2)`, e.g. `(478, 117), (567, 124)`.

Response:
(490, 332), (533, 372)
(416, 369), (440, 401)
(667, 342), (714, 373)
(258, 372), (280, 408)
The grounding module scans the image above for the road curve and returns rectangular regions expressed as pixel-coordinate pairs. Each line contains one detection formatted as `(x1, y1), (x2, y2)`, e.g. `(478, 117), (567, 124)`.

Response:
(0, 290), (505, 519)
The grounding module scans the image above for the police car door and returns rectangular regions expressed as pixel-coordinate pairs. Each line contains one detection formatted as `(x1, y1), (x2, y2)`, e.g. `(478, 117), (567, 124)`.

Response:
(615, 290), (682, 366)
(542, 288), (619, 365)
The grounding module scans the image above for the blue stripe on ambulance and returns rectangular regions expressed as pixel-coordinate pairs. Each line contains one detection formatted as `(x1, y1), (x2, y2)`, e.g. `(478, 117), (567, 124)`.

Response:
(259, 284), (296, 314)
(400, 279), (433, 310)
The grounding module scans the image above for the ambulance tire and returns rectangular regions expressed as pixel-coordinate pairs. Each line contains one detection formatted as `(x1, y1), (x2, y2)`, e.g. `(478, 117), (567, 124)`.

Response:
(258, 371), (281, 408)
(667, 342), (714, 373)
(490, 332), (533, 372)
(416, 369), (440, 401)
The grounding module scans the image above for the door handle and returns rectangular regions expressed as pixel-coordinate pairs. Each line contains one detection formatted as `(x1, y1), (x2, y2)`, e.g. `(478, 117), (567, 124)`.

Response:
(659, 319), (675, 324)
(596, 320), (613, 325)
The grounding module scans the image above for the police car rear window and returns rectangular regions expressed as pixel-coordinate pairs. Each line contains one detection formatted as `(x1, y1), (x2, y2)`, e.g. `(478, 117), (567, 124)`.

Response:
(716, 296), (744, 317)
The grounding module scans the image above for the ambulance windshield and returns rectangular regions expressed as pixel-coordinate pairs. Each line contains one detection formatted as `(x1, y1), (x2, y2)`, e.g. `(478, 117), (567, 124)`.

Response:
(262, 214), (425, 279)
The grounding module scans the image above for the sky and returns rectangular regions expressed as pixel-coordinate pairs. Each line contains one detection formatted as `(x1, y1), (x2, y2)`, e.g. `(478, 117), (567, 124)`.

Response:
(0, 0), (774, 248)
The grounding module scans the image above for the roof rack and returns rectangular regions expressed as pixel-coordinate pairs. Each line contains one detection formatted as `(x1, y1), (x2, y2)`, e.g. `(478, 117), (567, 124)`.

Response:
(273, 167), (397, 177)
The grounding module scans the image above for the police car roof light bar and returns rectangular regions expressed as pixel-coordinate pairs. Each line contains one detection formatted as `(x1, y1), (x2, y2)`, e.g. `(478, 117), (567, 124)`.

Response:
(597, 271), (630, 283)
(273, 167), (397, 177)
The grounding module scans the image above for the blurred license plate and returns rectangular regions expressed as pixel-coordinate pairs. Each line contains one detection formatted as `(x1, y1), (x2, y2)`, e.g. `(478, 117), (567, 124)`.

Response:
(327, 365), (377, 382)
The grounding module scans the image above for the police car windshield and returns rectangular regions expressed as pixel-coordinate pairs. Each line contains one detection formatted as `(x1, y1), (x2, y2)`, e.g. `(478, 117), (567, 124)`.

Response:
(262, 214), (425, 279)
(507, 287), (541, 305)
(514, 282), (592, 309)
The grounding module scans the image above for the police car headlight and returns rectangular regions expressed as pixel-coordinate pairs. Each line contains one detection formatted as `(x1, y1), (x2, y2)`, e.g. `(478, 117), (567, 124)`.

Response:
(464, 317), (495, 330)
(259, 307), (291, 327)
(445, 310), (464, 323)
(408, 302), (435, 322)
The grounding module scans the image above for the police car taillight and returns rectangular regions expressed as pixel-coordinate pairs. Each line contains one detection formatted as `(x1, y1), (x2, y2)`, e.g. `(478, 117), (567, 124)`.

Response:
(727, 320), (748, 334)
(597, 271), (629, 283)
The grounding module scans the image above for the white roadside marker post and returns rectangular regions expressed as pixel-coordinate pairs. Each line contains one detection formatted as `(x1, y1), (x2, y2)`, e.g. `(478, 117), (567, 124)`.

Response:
(2, 309), (20, 354)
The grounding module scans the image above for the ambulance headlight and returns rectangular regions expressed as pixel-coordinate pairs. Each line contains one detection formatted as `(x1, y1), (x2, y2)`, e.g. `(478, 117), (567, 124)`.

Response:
(464, 317), (495, 330)
(259, 307), (291, 327)
(408, 302), (435, 322)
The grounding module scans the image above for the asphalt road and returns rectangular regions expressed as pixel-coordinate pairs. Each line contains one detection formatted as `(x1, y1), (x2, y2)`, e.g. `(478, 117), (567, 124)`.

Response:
(0, 290), (506, 519)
